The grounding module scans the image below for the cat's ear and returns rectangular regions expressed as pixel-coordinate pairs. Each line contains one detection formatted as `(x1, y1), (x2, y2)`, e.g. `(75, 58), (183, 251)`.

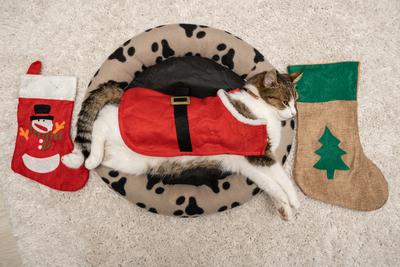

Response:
(263, 70), (277, 87)
(290, 72), (303, 84)
(246, 72), (265, 85)
(247, 70), (277, 87)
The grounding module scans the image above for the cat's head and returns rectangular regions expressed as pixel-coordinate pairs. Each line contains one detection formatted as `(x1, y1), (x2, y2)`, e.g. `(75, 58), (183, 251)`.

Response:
(245, 70), (301, 120)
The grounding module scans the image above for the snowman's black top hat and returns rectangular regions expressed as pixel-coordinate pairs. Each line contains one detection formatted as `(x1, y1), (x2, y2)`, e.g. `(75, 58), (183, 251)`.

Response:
(30, 104), (54, 121)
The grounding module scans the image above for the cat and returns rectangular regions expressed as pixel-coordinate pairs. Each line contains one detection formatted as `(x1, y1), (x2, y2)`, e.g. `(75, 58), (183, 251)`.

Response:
(62, 70), (301, 220)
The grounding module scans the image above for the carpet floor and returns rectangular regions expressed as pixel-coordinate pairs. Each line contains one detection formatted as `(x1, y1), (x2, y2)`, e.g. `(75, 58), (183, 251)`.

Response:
(0, 0), (399, 266)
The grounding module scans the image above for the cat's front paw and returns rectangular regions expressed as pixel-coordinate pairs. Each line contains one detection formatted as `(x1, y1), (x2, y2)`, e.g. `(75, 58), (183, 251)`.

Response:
(84, 155), (102, 170)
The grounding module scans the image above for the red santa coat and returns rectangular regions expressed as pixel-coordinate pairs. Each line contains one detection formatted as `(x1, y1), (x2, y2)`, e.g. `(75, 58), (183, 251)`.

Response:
(118, 87), (268, 157)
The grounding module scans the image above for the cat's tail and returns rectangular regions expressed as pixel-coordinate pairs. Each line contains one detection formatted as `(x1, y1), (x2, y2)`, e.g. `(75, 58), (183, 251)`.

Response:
(62, 81), (124, 168)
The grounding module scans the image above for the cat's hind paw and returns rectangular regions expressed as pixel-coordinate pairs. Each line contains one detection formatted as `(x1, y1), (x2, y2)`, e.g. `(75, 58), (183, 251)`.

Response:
(275, 201), (293, 221)
(62, 151), (84, 169)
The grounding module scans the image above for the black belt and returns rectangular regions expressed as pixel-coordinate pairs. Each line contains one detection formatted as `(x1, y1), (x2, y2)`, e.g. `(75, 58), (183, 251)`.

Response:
(171, 87), (192, 152)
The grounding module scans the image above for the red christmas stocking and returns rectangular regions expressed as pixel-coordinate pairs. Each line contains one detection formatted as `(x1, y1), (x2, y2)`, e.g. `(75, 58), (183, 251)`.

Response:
(11, 61), (89, 191)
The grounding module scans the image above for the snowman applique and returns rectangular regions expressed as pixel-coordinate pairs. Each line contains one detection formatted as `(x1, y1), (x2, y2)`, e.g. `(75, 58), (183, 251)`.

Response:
(20, 104), (65, 173)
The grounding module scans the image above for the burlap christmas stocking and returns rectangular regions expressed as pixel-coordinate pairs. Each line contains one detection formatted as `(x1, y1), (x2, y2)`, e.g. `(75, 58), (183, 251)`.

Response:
(11, 61), (88, 191)
(288, 62), (388, 211)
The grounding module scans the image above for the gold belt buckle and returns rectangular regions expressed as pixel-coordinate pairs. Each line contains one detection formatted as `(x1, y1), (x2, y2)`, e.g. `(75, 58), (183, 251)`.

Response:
(171, 96), (190, 105)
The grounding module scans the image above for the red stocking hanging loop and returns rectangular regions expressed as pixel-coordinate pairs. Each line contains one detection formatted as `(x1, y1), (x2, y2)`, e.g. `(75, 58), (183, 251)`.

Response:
(26, 61), (42, 75)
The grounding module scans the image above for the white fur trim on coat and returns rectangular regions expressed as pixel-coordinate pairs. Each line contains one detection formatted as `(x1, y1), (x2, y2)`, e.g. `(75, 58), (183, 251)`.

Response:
(217, 89), (268, 126)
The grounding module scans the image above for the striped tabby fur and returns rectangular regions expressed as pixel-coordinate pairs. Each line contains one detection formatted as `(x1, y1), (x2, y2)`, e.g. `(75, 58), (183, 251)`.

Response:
(75, 81), (123, 158)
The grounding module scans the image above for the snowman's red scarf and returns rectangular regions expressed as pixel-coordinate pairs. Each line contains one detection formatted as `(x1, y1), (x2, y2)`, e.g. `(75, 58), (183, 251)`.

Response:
(29, 126), (63, 151)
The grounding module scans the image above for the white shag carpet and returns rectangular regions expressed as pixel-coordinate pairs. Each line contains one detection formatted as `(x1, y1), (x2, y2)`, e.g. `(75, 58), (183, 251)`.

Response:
(0, 0), (399, 266)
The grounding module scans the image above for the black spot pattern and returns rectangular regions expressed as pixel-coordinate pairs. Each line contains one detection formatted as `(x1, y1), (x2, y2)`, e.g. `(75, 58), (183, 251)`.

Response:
(111, 177), (127, 196)
(176, 196), (185, 205)
(151, 42), (159, 52)
(221, 48), (235, 70)
(281, 120), (287, 127)
(212, 55), (220, 61)
(148, 208), (157, 213)
(108, 170), (119, 177)
(246, 178), (254, 185)
(155, 187), (165, 194)
(218, 206), (227, 212)
(252, 187), (260, 195)
(287, 144), (292, 153)
(161, 39), (175, 58)
(282, 155), (287, 165)
(195, 53), (201, 57)
(161, 168), (232, 194)
(123, 39), (131, 46)
(179, 23), (197, 37)
(251, 66), (256, 71)
(127, 47), (135, 56)
(146, 174), (162, 190)
(101, 177), (110, 184)
(174, 210), (184, 216)
(199, 25), (208, 28)
(156, 56), (163, 64)
(231, 202), (240, 208)
(240, 74), (247, 80)
(145, 28), (152, 32)
(290, 119), (295, 129)
(222, 181), (230, 190)
(108, 47), (126, 62)
(253, 48), (264, 63)
(217, 43), (226, 51)
(185, 197), (204, 215)
(185, 52), (193, 56)
(196, 31), (206, 38)
(136, 202), (146, 208)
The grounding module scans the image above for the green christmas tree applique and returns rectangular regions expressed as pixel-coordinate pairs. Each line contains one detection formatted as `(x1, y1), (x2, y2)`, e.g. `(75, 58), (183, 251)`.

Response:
(313, 127), (350, 180)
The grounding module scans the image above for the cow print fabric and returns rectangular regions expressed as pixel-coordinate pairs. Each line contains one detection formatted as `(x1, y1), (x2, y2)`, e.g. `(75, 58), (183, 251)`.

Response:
(108, 47), (126, 62)
(87, 24), (295, 217)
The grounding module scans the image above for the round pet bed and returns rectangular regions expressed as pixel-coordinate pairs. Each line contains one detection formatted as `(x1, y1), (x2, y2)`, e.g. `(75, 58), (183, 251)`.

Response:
(86, 24), (295, 217)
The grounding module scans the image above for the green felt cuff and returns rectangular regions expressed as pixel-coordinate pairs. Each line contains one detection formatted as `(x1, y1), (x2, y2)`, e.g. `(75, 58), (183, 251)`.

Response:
(287, 61), (359, 103)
